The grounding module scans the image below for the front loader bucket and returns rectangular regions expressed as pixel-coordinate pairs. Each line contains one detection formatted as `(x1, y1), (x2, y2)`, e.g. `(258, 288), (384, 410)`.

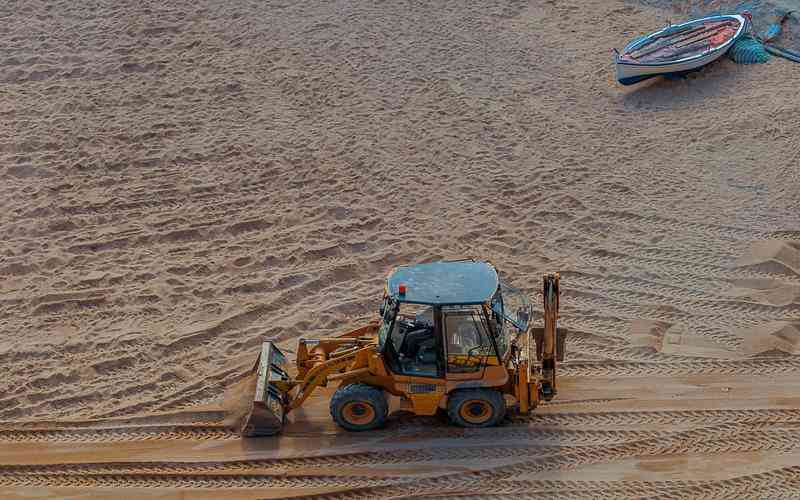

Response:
(240, 341), (291, 437)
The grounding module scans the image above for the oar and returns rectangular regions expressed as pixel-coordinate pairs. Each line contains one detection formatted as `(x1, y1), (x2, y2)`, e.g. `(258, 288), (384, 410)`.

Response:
(633, 25), (732, 60)
(667, 40), (718, 60)
(669, 23), (736, 47)
(628, 25), (708, 55)
(629, 28), (709, 58)
(764, 44), (800, 63)
(673, 26), (734, 49)
(638, 21), (734, 50)
(651, 23), (708, 40)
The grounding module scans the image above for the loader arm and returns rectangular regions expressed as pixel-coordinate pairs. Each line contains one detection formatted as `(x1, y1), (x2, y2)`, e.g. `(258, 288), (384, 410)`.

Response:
(288, 344), (374, 411)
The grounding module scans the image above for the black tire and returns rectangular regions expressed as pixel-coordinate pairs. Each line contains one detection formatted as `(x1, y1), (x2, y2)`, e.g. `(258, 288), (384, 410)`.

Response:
(330, 383), (388, 432)
(447, 388), (506, 428)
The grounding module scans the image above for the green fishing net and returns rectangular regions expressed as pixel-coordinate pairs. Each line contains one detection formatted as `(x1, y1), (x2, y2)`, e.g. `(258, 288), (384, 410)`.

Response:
(729, 34), (771, 63)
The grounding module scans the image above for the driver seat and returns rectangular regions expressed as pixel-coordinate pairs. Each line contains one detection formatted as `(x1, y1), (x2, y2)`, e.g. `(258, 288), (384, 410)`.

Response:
(400, 336), (438, 377)
(403, 327), (432, 358)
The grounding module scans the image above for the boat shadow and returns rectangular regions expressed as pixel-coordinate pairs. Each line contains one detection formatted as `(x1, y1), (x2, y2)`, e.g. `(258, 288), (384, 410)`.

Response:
(619, 60), (751, 110)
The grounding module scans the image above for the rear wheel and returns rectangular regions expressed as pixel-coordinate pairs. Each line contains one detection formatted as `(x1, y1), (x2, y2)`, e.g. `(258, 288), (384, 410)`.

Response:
(447, 389), (506, 428)
(330, 383), (388, 431)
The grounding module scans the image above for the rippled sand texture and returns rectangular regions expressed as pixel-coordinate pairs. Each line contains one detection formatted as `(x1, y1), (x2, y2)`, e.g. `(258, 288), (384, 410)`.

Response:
(1, 0), (799, 498)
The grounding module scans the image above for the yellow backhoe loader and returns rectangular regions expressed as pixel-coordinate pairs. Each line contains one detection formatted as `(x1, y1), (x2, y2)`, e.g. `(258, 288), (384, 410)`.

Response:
(239, 259), (566, 436)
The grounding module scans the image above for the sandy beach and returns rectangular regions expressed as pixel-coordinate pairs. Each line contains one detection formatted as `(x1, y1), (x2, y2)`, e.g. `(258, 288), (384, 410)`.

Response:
(1, 0), (799, 497)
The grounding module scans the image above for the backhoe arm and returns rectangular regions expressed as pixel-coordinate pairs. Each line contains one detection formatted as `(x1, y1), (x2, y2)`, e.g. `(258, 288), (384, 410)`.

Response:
(539, 273), (560, 399)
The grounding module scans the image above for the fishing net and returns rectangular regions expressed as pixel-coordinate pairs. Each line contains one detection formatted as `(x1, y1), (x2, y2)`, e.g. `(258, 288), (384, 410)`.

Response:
(729, 11), (798, 64)
(729, 34), (771, 63)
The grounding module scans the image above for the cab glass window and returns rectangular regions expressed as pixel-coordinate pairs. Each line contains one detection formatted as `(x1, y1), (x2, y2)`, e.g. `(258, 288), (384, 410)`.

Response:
(385, 303), (439, 378)
(443, 308), (492, 373)
(377, 297), (398, 350)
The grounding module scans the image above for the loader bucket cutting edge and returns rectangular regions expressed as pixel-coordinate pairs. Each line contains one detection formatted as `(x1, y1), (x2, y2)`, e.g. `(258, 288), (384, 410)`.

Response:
(240, 341), (290, 437)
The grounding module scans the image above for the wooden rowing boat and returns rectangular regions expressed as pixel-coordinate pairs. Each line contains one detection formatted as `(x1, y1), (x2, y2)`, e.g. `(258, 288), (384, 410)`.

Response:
(615, 14), (750, 86)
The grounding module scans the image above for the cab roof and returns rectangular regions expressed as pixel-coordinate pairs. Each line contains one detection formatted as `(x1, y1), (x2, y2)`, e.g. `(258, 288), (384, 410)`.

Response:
(386, 260), (499, 306)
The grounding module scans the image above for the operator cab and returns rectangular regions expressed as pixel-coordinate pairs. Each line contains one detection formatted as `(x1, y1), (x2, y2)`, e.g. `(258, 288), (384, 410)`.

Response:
(377, 260), (532, 379)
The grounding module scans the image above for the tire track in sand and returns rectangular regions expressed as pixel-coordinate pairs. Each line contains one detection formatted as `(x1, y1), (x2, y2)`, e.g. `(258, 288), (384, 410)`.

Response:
(286, 423), (800, 499)
(515, 407), (800, 427)
(560, 357), (800, 377)
(3, 423), (800, 494)
(394, 465), (800, 500)
(0, 424), (238, 443)
(0, 472), (407, 490)
(2, 408), (799, 443)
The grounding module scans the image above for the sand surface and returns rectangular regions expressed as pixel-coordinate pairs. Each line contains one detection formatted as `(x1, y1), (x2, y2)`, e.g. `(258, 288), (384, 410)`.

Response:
(1, 0), (800, 497)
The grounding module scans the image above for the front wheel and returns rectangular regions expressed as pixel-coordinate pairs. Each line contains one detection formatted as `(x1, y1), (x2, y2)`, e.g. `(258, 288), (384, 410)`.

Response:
(447, 388), (506, 428)
(330, 383), (388, 431)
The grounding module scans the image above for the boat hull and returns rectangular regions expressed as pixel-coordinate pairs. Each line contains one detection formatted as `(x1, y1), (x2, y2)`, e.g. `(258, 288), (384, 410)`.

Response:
(616, 49), (730, 85)
(615, 14), (748, 85)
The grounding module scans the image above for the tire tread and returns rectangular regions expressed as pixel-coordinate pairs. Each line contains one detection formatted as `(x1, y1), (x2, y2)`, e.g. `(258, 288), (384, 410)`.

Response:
(446, 388), (506, 428)
(329, 383), (388, 431)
